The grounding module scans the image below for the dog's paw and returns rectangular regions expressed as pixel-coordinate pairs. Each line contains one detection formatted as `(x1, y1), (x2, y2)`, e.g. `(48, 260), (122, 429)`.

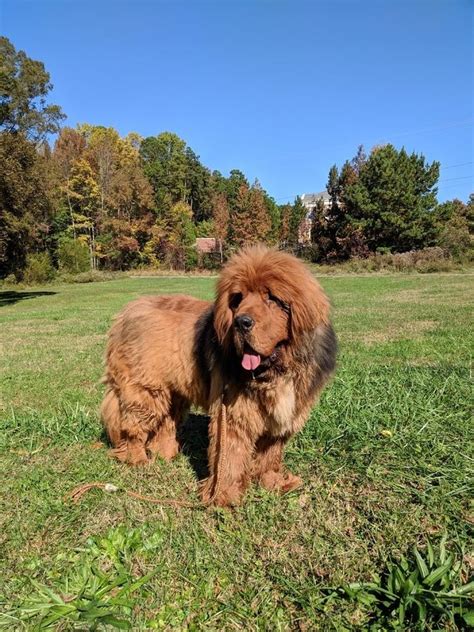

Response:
(259, 470), (303, 493)
(110, 444), (150, 466)
(147, 437), (179, 461)
(200, 478), (244, 507)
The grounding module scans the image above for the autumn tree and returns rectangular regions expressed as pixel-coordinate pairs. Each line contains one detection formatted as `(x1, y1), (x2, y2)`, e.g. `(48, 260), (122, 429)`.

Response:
(231, 181), (271, 248)
(212, 192), (230, 262)
(0, 132), (53, 277)
(53, 127), (87, 238)
(279, 204), (291, 244)
(108, 159), (154, 220)
(85, 126), (122, 215)
(432, 197), (473, 260)
(67, 159), (101, 268)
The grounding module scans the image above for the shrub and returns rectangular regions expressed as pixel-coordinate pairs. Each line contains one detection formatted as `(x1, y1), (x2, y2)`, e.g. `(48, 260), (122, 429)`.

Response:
(314, 248), (459, 274)
(22, 252), (56, 284)
(57, 238), (90, 273)
(1, 273), (17, 285)
(199, 252), (221, 270)
(439, 216), (473, 261)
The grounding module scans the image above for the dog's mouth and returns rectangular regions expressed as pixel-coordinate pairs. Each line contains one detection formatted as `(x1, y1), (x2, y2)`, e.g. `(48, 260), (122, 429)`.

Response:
(241, 343), (262, 371)
(240, 342), (285, 372)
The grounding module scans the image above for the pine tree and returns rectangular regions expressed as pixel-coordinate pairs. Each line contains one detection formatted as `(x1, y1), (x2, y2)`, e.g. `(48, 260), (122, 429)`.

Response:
(164, 201), (196, 270)
(289, 196), (307, 246)
(344, 145), (439, 252)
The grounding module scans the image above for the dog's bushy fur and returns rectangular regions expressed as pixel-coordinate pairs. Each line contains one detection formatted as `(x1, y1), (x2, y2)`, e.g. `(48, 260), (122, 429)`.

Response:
(101, 245), (336, 506)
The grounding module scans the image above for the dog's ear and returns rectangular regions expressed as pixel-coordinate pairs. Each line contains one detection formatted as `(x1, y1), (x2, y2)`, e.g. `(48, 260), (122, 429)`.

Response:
(213, 284), (233, 346)
(287, 278), (329, 340)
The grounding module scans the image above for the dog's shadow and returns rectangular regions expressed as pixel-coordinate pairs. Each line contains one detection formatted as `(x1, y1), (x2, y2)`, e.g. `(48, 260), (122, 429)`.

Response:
(177, 412), (210, 480)
(98, 412), (210, 480)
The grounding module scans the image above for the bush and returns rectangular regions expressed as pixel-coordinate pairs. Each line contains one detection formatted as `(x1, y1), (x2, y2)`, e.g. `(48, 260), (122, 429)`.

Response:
(311, 248), (462, 274)
(198, 252), (221, 270)
(439, 216), (473, 261)
(22, 252), (56, 284)
(57, 238), (90, 273)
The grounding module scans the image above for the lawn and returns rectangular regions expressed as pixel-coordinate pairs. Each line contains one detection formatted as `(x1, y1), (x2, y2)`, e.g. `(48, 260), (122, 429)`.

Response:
(0, 273), (472, 630)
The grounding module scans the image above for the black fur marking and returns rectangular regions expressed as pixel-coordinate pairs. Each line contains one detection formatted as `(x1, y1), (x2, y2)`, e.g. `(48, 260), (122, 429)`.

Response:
(314, 323), (337, 377)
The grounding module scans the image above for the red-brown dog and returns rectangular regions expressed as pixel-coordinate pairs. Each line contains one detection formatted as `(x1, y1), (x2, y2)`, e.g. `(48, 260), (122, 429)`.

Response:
(101, 245), (336, 506)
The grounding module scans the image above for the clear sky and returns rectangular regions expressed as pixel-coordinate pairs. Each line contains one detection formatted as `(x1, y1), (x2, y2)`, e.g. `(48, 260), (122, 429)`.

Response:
(2, 0), (473, 202)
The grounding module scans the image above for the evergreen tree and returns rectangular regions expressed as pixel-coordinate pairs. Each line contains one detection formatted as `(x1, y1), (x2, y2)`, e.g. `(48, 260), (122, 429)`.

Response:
(140, 132), (188, 213)
(264, 194), (280, 245)
(288, 196), (307, 246)
(164, 201), (197, 269)
(184, 147), (212, 222)
(226, 169), (249, 211)
(344, 145), (439, 252)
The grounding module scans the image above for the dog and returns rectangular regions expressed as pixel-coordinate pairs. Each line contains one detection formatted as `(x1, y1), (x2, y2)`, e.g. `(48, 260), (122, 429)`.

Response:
(101, 245), (336, 506)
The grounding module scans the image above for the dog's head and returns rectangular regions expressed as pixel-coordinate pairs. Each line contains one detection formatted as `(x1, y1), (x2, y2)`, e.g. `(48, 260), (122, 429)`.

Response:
(214, 245), (329, 372)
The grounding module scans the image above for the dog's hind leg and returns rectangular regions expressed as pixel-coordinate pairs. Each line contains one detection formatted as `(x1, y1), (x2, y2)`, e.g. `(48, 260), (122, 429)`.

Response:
(101, 387), (122, 448)
(102, 385), (161, 465)
(147, 393), (188, 461)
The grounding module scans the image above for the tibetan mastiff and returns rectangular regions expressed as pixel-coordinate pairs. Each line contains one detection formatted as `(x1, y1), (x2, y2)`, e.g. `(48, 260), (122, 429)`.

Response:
(101, 245), (336, 506)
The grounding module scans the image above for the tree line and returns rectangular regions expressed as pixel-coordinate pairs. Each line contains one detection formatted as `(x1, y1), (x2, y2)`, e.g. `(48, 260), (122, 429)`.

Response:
(0, 37), (472, 280)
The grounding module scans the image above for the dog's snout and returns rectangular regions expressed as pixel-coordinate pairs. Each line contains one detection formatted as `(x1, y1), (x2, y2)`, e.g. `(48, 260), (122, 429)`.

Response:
(235, 314), (254, 332)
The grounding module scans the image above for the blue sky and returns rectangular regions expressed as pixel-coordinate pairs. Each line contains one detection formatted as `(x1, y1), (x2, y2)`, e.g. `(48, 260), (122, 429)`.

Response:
(2, 0), (473, 202)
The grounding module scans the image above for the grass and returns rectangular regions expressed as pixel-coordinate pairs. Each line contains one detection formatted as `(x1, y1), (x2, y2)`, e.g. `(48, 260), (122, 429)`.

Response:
(0, 273), (473, 629)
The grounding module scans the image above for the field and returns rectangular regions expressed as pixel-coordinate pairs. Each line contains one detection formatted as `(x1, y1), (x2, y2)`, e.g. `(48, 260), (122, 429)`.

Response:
(0, 273), (472, 629)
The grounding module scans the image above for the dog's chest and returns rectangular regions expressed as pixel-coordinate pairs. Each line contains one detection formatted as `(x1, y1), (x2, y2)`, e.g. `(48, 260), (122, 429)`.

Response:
(263, 378), (296, 436)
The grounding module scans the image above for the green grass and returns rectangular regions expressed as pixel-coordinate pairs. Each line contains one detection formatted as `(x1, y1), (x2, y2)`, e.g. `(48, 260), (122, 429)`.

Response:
(0, 274), (473, 630)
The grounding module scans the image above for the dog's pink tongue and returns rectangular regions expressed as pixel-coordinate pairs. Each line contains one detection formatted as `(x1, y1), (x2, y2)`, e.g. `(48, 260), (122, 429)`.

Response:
(242, 352), (261, 371)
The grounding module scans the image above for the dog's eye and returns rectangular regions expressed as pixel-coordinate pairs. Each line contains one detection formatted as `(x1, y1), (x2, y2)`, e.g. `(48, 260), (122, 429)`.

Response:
(267, 292), (290, 313)
(229, 292), (243, 309)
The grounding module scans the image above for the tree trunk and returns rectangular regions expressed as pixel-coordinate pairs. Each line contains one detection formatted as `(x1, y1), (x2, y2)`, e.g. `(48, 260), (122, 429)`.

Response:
(66, 181), (76, 239)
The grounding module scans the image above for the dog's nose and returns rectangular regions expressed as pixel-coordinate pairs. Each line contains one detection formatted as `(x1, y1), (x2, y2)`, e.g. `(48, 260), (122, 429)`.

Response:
(235, 314), (254, 332)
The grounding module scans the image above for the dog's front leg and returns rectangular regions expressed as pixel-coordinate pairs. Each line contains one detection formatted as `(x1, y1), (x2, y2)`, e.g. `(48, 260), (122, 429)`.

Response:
(252, 434), (302, 493)
(201, 386), (254, 507)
